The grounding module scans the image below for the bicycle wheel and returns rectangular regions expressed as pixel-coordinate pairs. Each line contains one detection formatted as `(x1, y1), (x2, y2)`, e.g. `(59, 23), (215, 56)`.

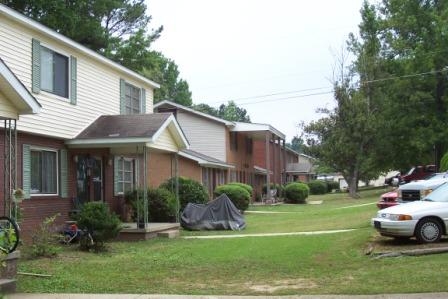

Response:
(0, 216), (20, 253)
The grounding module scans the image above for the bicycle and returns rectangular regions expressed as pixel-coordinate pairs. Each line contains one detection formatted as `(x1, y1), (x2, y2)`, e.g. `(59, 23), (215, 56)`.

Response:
(62, 222), (93, 249)
(0, 216), (20, 254)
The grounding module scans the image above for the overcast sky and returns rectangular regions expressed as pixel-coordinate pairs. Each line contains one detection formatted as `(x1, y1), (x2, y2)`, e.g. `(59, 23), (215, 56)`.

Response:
(147, 0), (363, 142)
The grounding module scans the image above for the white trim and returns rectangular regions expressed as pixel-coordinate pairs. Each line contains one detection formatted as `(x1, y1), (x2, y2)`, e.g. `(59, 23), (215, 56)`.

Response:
(232, 122), (285, 139)
(66, 137), (151, 147)
(0, 3), (160, 89)
(178, 151), (234, 169)
(29, 146), (59, 196)
(152, 114), (189, 149)
(0, 59), (41, 114)
(39, 44), (71, 100)
(154, 100), (234, 126)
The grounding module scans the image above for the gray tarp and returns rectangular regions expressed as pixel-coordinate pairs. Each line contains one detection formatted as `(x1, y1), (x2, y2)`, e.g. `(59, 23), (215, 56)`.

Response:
(180, 194), (246, 231)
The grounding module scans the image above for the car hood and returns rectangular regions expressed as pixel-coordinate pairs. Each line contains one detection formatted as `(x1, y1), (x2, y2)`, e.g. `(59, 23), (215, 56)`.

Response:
(381, 191), (397, 199)
(399, 178), (448, 190)
(378, 200), (447, 215)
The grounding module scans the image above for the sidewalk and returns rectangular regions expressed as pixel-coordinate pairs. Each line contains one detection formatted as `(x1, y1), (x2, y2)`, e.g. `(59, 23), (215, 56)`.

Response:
(6, 293), (448, 299)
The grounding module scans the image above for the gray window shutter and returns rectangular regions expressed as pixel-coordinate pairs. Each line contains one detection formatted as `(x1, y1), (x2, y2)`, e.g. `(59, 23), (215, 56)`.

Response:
(70, 56), (77, 105)
(22, 144), (31, 199)
(141, 88), (146, 114)
(59, 149), (68, 198)
(31, 39), (41, 94)
(120, 79), (126, 114)
(114, 156), (120, 195)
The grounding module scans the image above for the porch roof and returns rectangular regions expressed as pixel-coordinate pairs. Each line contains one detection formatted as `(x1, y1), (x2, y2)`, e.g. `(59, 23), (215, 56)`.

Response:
(231, 122), (285, 140)
(0, 57), (41, 119)
(65, 113), (189, 151)
(179, 149), (234, 169)
(254, 165), (273, 175)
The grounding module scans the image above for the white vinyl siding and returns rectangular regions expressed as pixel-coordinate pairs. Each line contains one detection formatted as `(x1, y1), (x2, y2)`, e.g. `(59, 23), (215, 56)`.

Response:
(0, 16), (155, 139)
(0, 92), (19, 119)
(176, 111), (226, 161)
(152, 129), (178, 152)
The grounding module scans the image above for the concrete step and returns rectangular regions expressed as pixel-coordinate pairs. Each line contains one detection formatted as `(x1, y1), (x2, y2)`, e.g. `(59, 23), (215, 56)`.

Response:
(0, 278), (16, 293)
(157, 229), (180, 238)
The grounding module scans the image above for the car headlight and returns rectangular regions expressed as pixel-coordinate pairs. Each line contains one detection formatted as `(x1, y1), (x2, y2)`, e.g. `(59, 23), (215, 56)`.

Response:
(389, 214), (413, 221)
(397, 189), (402, 198)
(377, 212), (412, 221)
(420, 189), (433, 197)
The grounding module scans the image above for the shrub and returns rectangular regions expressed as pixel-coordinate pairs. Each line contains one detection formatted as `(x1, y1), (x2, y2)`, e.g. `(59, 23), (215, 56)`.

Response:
(307, 180), (328, 195)
(125, 188), (177, 222)
(262, 183), (284, 197)
(284, 182), (309, 204)
(227, 182), (253, 197)
(214, 184), (250, 211)
(160, 177), (208, 211)
(29, 214), (61, 258)
(76, 202), (121, 252)
(327, 181), (340, 192)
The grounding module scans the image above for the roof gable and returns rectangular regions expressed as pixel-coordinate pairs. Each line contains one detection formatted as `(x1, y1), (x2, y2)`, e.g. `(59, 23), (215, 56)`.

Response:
(0, 57), (41, 118)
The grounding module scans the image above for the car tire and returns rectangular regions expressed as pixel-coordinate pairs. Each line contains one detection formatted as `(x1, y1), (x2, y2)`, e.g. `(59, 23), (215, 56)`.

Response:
(415, 218), (442, 243)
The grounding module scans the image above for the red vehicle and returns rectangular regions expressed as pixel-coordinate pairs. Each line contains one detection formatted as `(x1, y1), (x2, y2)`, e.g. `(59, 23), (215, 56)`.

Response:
(400, 165), (436, 183)
(376, 189), (398, 209)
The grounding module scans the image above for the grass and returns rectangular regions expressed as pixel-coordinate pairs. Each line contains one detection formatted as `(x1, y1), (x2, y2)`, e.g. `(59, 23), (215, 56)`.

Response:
(17, 187), (448, 295)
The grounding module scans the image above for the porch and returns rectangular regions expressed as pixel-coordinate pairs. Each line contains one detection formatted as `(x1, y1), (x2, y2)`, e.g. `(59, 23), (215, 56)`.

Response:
(118, 222), (180, 241)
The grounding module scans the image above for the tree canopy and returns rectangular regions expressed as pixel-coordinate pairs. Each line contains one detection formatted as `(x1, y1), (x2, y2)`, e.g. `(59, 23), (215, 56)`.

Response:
(192, 101), (251, 122)
(304, 0), (448, 197)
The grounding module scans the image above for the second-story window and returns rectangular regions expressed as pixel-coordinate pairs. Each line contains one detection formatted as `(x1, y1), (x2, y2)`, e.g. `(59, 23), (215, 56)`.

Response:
(125, 83), (141, 114)
(40, 46), (69, 98)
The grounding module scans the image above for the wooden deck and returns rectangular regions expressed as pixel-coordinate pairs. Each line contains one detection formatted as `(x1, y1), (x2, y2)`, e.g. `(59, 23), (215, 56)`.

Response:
(117, 222), (180, 241)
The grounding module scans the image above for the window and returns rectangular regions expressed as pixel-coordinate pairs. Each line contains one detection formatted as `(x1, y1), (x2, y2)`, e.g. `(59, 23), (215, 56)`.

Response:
(30, 148), (58, 195)
(115, 157), (135, 194)
(230, 132), (238, 151)
(40, 46), (69, 98)
(125, 83), (142, 114)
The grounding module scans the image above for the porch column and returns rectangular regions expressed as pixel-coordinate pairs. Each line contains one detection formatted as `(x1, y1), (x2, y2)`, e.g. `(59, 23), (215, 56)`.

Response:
(143, 147), (148, 228)
(265, 131), (271, 202)
(175, 152), (179, 223)
(281, 138), (286, 186)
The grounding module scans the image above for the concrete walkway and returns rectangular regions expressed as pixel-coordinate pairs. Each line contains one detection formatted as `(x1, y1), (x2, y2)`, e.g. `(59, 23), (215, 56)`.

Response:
(7, 293), (448, 299)
(183, 229), (356, 239)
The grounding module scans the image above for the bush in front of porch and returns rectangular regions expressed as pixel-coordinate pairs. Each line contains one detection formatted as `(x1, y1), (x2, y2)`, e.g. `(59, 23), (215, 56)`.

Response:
(159, 177), (208, 211)
(214, 184), (250, 212)
(125, 187), (177, 222)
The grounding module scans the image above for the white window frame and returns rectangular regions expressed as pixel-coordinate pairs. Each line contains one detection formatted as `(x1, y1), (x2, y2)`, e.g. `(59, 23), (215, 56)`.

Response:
(39, 43), (70, 99)
(125, 83), (142, 114)
(116, 157), (135, 195)
(30, 146), (59, 196)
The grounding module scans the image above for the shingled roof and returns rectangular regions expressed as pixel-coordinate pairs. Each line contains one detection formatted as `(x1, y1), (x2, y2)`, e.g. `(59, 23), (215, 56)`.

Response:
(75, 113), (172, 139)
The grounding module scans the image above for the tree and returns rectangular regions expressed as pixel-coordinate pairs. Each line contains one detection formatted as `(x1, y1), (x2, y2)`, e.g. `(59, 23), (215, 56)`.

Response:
(192, 103), (219, 117)
(304, 2), (385, 198)
(218, 101), (251, 122)
(2, 0), (161, 54)
(376, 0), (448, 170)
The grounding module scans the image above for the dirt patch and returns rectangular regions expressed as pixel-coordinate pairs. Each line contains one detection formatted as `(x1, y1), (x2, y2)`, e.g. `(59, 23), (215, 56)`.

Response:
(245, 278), (317, 293)
(366, 234), (448, 255)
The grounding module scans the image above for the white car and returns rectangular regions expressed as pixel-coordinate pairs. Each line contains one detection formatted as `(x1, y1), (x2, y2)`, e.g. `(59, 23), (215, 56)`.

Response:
(398, 172), (448, 203)
(372, 182), (448, 243)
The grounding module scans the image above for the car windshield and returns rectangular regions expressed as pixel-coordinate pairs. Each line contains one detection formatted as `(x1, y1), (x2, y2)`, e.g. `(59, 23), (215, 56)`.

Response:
(423, 182), (448, 202)
(405, 167), (416, 175)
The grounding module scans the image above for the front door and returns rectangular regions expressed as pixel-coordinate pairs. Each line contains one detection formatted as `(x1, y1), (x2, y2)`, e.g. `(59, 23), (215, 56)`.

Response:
(76, 155), (103, 204)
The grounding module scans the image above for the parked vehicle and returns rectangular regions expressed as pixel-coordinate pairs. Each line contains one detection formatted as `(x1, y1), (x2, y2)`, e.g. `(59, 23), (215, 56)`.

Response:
(400, 165), (436, 184)
(384, 172), (401, 186)
(377, 189), (398, 209)
(398, 172), (448, 203)
(371, 182), (448, 243)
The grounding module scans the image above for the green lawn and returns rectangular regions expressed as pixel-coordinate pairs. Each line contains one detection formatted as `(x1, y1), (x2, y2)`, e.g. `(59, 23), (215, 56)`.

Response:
(17, 188), (448, 295)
